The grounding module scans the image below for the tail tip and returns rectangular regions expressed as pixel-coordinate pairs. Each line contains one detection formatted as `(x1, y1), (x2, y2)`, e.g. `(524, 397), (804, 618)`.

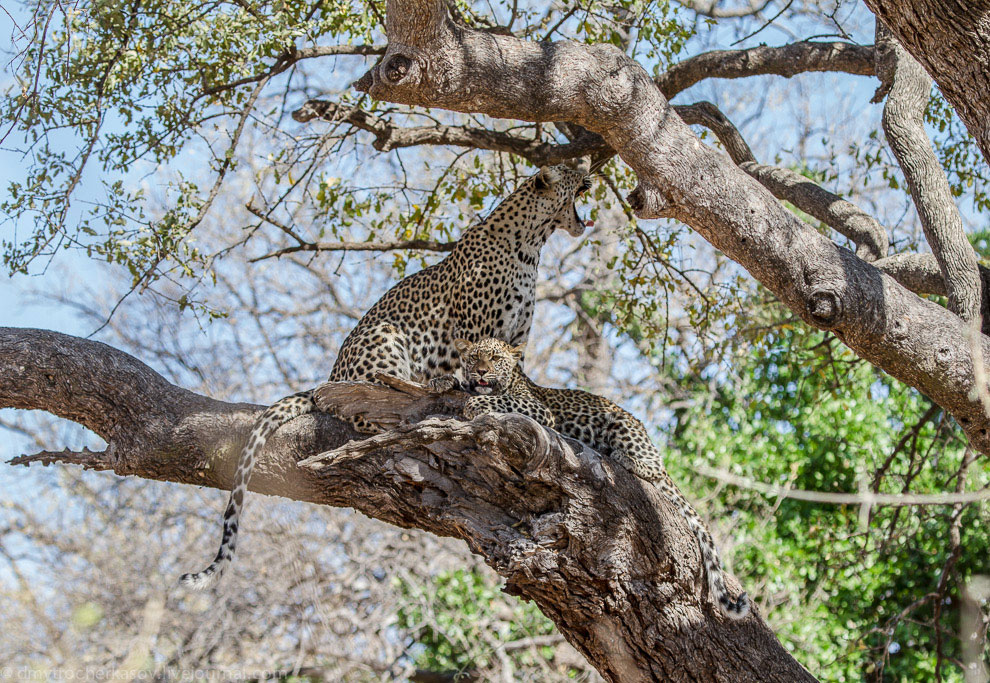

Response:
(179, 565), (224, 591)
(720, 592), (751, 620)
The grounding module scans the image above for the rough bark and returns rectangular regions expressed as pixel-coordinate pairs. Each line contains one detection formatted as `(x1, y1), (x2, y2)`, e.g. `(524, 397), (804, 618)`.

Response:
(875, 253), (990, 327)
(0, 327), (816, 682)
(863, 0), (990, 162)
(353, 0), (990, 456)
(873, 23), (982, 323)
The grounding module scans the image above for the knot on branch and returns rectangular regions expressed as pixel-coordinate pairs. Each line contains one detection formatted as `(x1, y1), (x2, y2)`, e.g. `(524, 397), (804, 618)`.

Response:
(354, 45), (432, 104)
(383, 54), (413, 84)
(807, 289), (843, 327)
(626, 184), (670, 219)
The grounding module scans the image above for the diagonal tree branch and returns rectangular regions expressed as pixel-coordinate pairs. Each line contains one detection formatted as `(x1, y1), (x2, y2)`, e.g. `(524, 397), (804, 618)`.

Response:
(0, 326), (809, 682)
(873, 23), (982, 323)
(676, 101), (889, 261)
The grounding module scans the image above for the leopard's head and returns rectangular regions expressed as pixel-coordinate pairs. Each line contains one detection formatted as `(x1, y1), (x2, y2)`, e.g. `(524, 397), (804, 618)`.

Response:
(454, 338), (523, 395)
(513, 165), (593, 238)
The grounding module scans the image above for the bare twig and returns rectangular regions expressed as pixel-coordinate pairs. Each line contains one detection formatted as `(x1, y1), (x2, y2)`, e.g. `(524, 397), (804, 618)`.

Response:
(693, 463), (990, 506)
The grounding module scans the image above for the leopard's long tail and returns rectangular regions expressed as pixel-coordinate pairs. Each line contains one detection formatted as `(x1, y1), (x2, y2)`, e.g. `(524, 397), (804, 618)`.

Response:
(654, 474), (750, 620)
(180, 390), (315, 590)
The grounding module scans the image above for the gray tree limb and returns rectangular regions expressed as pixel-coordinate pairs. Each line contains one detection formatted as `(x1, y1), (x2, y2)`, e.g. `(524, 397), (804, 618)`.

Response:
(875, 253), (990, 325)
(353, 0), (990, 455)
(656, 41), (876, 99)
(0, 327), (814, 682)
(677, 101), (889, 261)
(863, 0), (990, 162)
(873, 23), (982, 323)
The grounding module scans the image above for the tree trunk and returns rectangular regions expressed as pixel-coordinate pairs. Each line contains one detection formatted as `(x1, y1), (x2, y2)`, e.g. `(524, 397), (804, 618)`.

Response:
(863, 0), (990, 162)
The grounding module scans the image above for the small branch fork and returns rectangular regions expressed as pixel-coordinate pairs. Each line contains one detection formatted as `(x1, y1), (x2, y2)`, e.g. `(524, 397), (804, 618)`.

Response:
(0, 327), (811, 682)
(244, 203), (455, 261)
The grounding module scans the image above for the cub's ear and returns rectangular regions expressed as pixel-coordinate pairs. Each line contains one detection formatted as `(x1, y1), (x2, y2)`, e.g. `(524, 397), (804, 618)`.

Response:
(510, 344), (526, 360)
(533, 166), (551, 190)
(453, 338), (473, 354)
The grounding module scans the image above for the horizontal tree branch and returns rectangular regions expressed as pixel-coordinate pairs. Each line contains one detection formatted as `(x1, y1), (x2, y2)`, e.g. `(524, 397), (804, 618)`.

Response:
(291, 99), (604, 166)
(251, 239), (455, 261)
(0, 327), (805, 682)
(244, 203), (455, 260)
(694, 463), (990, 507)
(657, 41), (876, 99)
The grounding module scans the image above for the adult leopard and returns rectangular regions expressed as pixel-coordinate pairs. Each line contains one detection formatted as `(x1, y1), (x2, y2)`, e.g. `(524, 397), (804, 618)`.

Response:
(181, 165), (591, 589)
(455, 337), (750, 620)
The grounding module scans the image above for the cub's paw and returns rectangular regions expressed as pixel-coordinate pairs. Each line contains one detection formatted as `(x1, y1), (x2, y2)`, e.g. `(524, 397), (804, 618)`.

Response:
(427, 374), (460, 394)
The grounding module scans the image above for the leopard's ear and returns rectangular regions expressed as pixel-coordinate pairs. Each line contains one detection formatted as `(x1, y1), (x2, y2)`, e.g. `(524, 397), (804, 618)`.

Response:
(533, 166), (551, 191)
(510, 344), (526, 360)
(453, 338), (473, 354)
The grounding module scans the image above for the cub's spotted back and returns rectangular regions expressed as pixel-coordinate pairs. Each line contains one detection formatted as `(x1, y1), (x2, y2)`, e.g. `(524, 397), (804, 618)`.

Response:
(180, 166), (592, 589)
(456, 337), (750, 620)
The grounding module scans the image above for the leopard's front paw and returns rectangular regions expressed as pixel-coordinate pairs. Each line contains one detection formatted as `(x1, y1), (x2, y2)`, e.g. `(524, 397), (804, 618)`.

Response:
(427, 374), (459, 394)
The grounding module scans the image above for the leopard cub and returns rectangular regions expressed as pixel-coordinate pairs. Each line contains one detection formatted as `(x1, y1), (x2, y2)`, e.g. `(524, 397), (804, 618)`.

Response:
(454, 337), (750, 620)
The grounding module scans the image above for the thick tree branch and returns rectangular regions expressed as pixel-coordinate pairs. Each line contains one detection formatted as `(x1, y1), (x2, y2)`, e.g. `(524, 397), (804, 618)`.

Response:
(875, 253), (990, 328)
(656, 41), (876, 99)
(677, 101), (889, 261)
(863, 0), (990, 162)
(0, 327), (811, 682)
(873, 24), (982, 323)
(354, 0), (990, 458)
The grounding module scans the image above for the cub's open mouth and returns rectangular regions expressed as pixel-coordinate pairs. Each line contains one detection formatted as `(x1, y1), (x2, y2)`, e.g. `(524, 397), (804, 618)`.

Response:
(471, 378), (494, 395)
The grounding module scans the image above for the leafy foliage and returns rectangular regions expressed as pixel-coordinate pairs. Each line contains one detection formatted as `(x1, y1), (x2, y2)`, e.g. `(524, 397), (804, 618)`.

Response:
(663, 317), (989, 681)
(395, 569), (568, 677)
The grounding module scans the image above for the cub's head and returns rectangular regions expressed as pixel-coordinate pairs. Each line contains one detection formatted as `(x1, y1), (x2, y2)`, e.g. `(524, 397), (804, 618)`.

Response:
(516, 165), (593, 238)
(454, 338), (524, 395)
